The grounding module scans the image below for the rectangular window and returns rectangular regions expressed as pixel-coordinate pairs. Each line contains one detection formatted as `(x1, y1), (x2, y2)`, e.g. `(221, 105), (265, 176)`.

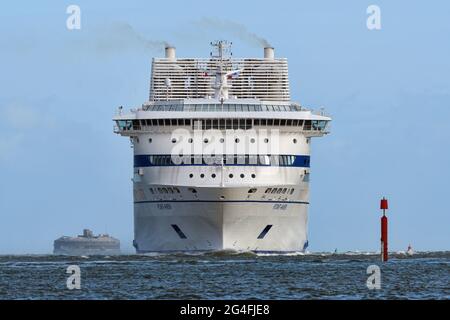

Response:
(205, 119), (212, 130)
(304, 120), (312, 130)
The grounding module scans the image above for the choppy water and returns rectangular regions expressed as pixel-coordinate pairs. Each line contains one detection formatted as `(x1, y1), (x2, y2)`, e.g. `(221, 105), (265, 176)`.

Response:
(0, 251), (448, 299)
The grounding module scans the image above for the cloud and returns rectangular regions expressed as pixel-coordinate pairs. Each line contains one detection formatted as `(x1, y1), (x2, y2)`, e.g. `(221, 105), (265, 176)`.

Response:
(0, 133), (24, 161)
(2, 103), (40, 129)
(0, 102), (52, 161)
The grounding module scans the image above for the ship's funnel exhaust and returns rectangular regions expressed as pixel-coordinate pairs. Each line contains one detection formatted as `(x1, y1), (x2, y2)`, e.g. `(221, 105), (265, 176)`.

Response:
(165, 46), (176, 60)
(264, 46), (274, 59)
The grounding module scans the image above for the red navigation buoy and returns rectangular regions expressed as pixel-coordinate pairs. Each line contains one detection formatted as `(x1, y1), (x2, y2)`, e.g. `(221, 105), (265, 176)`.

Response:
(380, 197), (388, 262)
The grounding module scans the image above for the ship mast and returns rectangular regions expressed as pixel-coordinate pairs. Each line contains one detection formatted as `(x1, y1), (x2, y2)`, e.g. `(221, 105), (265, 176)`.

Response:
(210, 40), (239, 101)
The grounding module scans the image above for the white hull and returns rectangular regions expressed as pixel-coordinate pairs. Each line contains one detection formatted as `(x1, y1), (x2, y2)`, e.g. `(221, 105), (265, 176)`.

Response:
(133, 187), (309, 252)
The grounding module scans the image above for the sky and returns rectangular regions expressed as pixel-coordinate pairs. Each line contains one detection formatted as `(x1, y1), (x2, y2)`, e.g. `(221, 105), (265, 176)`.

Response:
(0, 1), (449, 254)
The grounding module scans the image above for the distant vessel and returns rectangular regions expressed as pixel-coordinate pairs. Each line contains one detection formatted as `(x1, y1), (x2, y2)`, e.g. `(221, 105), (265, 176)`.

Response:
(53, 229), (120, 255)
(114, 41), (331, 252)
(406, 244), (414, 256)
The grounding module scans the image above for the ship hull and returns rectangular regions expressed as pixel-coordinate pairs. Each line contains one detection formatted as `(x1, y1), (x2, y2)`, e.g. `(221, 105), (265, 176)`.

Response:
(133, 196), (308, 252)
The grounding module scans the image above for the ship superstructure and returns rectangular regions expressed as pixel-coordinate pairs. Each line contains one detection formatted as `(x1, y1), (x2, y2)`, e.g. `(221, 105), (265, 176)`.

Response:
(114, 41), (330, 252)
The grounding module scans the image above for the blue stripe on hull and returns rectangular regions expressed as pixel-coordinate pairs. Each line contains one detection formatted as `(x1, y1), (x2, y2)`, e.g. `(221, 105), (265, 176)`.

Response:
(134, 154), (310, 167)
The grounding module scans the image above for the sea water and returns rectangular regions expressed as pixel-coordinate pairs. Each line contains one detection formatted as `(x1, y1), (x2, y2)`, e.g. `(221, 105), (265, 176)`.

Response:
(0, 251), (448, 299)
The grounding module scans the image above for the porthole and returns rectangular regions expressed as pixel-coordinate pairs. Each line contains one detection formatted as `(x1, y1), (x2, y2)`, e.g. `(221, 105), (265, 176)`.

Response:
(251, 174), (256, 178)
(204, 138), (209, 143)
(148, 138), (152, 143)
(189, 174), (194, 178)
(264, 138), (269, 143)
(235, 138), (240, 143)
(219, 138), (224, 143)
(250, 138), (256, 143)
(240, 174), (245, 178)
(200, 174), (205, 178)
(171, 138), (177, 143)
(229, 174), (234, 178)
(188, 138), (193, 143)
(293, 138), (297, 144)
(211, 173), (216, 178)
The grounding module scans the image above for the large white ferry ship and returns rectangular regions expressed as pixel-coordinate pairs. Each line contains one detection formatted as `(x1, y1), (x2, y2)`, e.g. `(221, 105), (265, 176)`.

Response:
(114, 41), (331, 252)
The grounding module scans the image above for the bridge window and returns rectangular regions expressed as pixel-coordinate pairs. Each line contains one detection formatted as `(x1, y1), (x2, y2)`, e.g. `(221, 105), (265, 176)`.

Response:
(304, 120), (312, 130)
